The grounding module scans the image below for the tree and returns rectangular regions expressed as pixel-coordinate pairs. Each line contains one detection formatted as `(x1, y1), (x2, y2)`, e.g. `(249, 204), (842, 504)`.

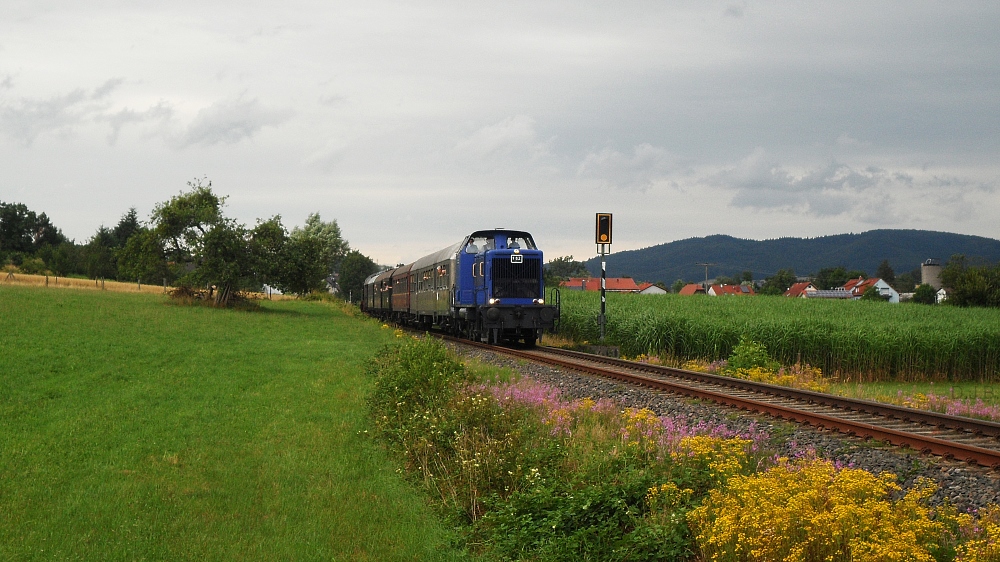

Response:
(276, 233), (327, 296)
(912, 284), (937, 304)
(814, 267), (865, 290)
(860, 284), (888, 302)
(940, 254), (1000, 308)
(37, 242), (82, 276)
(151, 179), (225, 266)
(876, 259), (895, 285)
(112, 208), (141, 247)
(759, 269), (797, 296)
(894, 267), (921, 293)
(671, 279), (687, 293)
(117, 229), (170, 284)
(84, 227), (118, 280)
(0, 201), (66, 254)
(543, 255), (590, 289)
(290, 213), (349, 277)
(338, 250), (378, 303)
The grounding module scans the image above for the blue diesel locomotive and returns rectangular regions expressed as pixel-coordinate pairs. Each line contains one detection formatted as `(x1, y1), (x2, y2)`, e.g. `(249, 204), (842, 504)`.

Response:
(361, 229), (559, 345)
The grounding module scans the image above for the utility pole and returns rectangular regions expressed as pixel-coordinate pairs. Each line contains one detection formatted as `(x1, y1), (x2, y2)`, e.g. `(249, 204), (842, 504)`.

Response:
(696, 262), (716, 290)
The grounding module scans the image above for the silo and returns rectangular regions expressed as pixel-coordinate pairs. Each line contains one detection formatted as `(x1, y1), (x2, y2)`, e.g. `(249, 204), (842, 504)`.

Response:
(921, 258), (942, 289)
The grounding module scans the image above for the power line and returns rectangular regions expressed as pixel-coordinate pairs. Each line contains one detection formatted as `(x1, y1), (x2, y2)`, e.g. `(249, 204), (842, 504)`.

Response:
(695, 262), (716, 289)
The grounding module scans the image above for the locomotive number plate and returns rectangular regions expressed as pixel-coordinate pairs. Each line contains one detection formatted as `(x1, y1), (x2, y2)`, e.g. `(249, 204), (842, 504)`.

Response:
(510, 254), (523, 263)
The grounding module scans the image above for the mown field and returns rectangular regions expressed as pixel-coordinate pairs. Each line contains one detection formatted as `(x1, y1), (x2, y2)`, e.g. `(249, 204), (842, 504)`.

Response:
(0, 285), (474, 561)
(556, 291), (1000, 381)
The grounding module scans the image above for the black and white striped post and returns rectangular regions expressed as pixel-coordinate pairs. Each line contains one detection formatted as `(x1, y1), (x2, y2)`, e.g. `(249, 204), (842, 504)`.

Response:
(596, 213), (613, 343)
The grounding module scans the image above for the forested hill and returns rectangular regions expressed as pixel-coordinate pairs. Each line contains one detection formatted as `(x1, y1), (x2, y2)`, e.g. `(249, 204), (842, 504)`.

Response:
(583, 229), (1000, 284)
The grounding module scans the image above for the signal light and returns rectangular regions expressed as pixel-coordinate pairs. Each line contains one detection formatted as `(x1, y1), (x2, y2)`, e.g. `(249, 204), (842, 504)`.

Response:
(596, 213), (612, 244)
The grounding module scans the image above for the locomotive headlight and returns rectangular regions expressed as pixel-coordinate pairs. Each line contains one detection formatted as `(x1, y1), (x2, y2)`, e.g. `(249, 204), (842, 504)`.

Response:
(489, 298), (500, 305)
(532, 298), (544, 305)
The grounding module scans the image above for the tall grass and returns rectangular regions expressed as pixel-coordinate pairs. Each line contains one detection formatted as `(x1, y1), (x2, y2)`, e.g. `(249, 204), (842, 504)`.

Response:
(558, 291), (1000, 381)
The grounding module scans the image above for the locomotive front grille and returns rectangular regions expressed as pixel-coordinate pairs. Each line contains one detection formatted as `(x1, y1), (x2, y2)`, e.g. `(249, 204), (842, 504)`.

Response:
(491, 257), (541, 299)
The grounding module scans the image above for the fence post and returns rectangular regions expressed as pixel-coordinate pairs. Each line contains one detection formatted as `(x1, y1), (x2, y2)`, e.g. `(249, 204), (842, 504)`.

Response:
(138, 278), (141, 291)
(46, 275), (49, 287)
(102, 278), (105, 290)
(163, 278), (167, 293)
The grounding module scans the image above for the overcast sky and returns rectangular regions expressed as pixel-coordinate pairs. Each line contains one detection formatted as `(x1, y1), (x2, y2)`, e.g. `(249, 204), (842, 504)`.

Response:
(3, 1), (998, 265)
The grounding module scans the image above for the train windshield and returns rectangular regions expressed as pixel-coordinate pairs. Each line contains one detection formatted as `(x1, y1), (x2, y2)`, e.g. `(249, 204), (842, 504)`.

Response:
(465, 236), (491, 253)
(465, 233), (537, 253)
(505, 235), (535, 250)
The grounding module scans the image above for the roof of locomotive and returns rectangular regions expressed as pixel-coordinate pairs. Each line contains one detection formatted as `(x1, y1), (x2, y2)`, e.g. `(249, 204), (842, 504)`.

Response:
(467, 229), (535, 240)
(396, 230), (538, 273)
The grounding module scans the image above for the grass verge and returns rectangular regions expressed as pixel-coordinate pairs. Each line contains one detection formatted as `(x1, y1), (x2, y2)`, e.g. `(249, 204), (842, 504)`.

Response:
(0, 285), (472, 561)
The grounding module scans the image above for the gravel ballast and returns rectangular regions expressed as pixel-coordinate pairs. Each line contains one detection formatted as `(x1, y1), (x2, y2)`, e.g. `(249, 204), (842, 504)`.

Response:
(450, 343), (1000, 512)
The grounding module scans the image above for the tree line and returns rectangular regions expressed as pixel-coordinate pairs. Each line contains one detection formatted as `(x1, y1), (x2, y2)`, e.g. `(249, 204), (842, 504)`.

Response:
(1, 180), (379, 306)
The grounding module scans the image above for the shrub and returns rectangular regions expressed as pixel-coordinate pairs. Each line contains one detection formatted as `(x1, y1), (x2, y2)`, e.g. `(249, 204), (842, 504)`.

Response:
(726, 336), (780, 372)
(366, 337), (471, 445)
(914, 284), (938, 305)
(688, 458), (964, 562)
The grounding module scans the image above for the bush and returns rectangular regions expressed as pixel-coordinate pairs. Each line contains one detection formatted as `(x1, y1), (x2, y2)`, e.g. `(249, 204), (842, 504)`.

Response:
(726, 336), (780, 373)
(914, 284), (938, 305)
(689, 458), (964, 562)
(367, 337), (471, 443)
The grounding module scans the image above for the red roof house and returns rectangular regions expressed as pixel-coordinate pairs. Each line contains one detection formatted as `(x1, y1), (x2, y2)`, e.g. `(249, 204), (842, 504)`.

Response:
(708, 284), (755, 296)
(678, 283), (706, 295)
(784, 282), (817, 298)
(841, 277), (900, 303)
(560, 277), (643, 292)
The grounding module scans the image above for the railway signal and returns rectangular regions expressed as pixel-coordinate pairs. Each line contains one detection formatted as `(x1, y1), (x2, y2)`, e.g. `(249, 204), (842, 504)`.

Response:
(595, 213), (612, 343)
(596, 213), (612, 245)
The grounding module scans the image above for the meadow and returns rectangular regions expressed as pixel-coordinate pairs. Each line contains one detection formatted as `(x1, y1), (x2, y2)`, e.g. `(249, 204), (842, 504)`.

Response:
(556, 291), (1000, 382)
(0, 285), (473, 561)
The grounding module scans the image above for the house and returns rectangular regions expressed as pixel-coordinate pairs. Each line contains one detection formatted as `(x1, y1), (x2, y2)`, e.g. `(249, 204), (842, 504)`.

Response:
(560, 277), (644, 293)
(637, 282), (668, 295)
(708, 284), (755, 296)
(783, 282), (817, 298)
(842, 277), (900, 303)
(678, 283), (706, 295)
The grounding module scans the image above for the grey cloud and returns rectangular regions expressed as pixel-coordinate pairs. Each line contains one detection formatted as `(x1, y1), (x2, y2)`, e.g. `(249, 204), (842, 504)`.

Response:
(0, 80), (165, 145)
(713, 149), (995, 224)
(0, 88), (89, 145)
(175, 98), (292, 147)
(453, 115), (553, 161)
(92, 78), (124, 99)
(577, 143), (682, 192)
(100, 102), (174, 145)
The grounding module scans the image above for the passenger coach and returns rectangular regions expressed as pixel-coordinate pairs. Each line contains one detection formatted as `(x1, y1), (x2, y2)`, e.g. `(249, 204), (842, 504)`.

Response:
(362, 229), (559, 345)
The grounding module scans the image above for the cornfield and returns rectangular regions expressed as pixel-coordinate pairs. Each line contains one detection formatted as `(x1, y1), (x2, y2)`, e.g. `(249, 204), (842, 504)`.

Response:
(556, 291), (1000, 382)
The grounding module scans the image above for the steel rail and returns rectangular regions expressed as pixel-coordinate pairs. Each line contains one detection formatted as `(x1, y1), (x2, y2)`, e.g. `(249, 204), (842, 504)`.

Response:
(444, 337), (1000, 468)
(539, 346), (1000, 439)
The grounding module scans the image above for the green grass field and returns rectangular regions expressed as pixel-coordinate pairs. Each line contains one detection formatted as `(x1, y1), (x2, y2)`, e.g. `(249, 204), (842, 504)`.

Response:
(0, 286), (473, 561)
(557, 291), (1000, 381)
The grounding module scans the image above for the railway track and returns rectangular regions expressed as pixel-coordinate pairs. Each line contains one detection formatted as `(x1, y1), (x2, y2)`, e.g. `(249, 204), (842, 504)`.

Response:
(443, 336), (1000, 469)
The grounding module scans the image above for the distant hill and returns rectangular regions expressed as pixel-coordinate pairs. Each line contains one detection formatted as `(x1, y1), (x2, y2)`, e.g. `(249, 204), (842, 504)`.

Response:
(583, 229), (1000, 284)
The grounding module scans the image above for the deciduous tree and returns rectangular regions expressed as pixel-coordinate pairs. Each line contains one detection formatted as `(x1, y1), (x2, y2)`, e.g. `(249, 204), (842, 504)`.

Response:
(338, 250), (378, 303)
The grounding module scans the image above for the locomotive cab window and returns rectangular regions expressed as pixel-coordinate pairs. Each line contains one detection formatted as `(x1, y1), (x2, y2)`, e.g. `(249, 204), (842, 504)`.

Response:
(466, 237), (489, 254)
(505, 236), (535, 250)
